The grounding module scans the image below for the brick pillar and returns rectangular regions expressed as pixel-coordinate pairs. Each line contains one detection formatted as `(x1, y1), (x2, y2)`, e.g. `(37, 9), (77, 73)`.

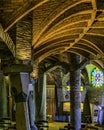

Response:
(14, 12), (33, 129)
(16, 13), (32, 61)
(70, 54), (81, 130)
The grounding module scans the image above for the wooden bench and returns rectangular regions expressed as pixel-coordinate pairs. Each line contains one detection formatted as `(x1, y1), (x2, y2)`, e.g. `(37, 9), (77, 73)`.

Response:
(80, 123), (87, 130)
(64, 125), (75, 130)
(64, 123), (87, 130)
(87, 126), (98, 130)
(59, 128), (67, 130)
(0, 118), (16, 130)
(8, 126), (16, 130)
(35, 120), (49, 130)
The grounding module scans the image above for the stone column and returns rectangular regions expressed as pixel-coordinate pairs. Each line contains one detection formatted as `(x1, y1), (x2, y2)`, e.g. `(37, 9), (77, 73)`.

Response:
(5, 75), (13, 120)
(35, 64), (47, 121)
(3, 64), (33, 130)
(10, 72), (31, 130)
(28, 83), (38, 130)
(70, 54), (81, 130)
(34, 79), (38, 121)
(40, 72), (46, 120)
(0, 71), (8, 118)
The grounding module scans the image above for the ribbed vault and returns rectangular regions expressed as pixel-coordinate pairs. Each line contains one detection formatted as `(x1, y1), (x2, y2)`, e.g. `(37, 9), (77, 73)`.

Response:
(0, 0), (104, 69)
(0, 0), (104, 111)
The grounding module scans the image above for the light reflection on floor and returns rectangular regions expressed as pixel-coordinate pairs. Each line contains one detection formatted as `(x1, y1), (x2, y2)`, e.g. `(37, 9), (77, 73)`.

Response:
(48, 122), (68, 130)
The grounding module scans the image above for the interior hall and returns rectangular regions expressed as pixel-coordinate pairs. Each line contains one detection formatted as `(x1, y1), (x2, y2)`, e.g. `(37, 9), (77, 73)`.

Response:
(0, 0), (104, 130)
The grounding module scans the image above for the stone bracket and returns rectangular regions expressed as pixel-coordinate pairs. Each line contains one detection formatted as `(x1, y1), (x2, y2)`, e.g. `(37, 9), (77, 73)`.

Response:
(3, 64), (33, 74)
(11, 87), (28, 103)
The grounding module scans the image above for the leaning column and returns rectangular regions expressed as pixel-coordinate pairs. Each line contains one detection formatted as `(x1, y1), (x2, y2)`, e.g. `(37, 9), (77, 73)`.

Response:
(70, 54), (81, 130)
(35, 63), (47, 121)
(4, 64), (33, 130)
(0, 71), (8, 118)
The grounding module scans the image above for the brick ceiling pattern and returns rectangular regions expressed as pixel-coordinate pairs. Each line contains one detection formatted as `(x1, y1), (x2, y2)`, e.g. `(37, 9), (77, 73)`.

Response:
(0, 0), (104, 65)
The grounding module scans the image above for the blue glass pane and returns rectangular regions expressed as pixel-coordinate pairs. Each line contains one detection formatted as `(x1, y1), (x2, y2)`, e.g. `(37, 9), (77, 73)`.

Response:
(91, 68), (103, 87)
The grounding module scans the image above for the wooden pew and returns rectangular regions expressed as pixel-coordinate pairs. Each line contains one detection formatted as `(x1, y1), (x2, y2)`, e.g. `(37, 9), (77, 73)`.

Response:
(0, 117), (16, 130)
(35, 120), (49, 130)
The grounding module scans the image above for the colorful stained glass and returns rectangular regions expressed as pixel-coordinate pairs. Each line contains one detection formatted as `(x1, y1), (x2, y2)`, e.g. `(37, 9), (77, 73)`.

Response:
(66, 85), (70, 94)
(91, 68), (103, 87)
(65, 82), (83, 94)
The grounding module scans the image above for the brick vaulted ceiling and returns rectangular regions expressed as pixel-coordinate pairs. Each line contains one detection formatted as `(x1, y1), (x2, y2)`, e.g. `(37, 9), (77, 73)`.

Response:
(0, 0), (104, 68)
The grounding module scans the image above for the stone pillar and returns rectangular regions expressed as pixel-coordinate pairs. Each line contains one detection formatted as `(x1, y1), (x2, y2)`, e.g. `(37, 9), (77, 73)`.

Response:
(0, 71), (8, 118)
(34, 79), (38, 121)
(40, 72), (46, 120)
(28, 83), (38, 130)
(70, 54), (81, 130)
(3, 64), (33, 130)
(35, 64), (47, 121)
(10, 72), (31, 130)
(5, 75), (13, 120)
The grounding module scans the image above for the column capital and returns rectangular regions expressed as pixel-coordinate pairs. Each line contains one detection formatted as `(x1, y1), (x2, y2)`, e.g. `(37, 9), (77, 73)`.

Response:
(12, 87), (28, 103)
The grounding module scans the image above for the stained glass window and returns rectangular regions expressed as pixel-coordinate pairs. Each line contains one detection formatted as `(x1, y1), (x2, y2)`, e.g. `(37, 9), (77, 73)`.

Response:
(66, 82), (70, 94)
(65, 82), (83, 94)
(91, 68), (103, 87)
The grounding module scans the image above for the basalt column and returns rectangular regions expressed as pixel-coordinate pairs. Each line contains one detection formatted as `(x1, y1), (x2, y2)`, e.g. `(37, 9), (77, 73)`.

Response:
(35, 64), (46, 121)
(70, 54), (81, 130)
(28, 83), (38, 130)
(7, 64), (33, 130)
